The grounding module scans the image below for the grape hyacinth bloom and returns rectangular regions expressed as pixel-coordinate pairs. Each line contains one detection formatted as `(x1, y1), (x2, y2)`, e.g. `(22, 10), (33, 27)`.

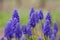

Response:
(50, 33), (55, 40)
(12, 9), (20, 22)
(15, 22), (22, 40)
(42, 24), (51, 37)
(29, 12), (39, 28)
(52, 23), (58, 38)
(46, 12), (52, 24)
(38, 9), (44, 20)
(22, 25), (32, 37)
(22, 25), (27, 34)
(53, 23), (58, 34)
(22, 25), (32, 40)
(35, 11), (39, 23)
(12, 9), (22, 39)
(4, 19), (13, 40)
(42, 21), (51, 37)
(26, 28), (32, 37)
(4, 9), (22, 40)
(42, 19), (52, 40)
(25, 25), (32, 37)
(29, 14), (36, 28)
(30, 7), (35, 18)
(11, 18), (18, 32)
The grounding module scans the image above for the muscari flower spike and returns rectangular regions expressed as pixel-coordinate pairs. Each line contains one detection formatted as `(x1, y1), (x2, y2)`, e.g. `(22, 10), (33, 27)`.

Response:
(12, 9), (22, 39)
(14, 22), (22, 39)
(22, 24), (32, 37)
(26, 27), (32, 37)
(29, 12), (39, 28)
(45, 20), (50, 25)
(50, 33), (55, 40)
(42, 20), (51, 37)
(29, 14), (36, 28)
(12, 9), (20, 22)
(53, 23), (58, 34)
(38, 9), (44, 20)
(11, 18), (18, 31)
(30, 7), (35, 18)
(4, 9), (22, 40)
(35, 11), (39, 23)
(46, 11), (52, 24)
(4, 19), (14, 40)
(22, 25), (27, 34)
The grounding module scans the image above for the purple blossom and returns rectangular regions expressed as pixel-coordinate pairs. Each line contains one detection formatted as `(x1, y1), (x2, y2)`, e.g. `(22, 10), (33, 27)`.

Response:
(29, 19), (36, 28)
(22, 24), (32, 37)
(45, 19), (51, 25)
(12, 9), (20, 22)
(11, 18), (18, 32)
(46, 12), (52, 24)
(22, 25), (27, 34)
(50, 33), (55, 40)
(38, 9), (44, 20)
(12, 9), (22, 38)
(35, 11), (39, 23)
(53, 23), (58, 34)
(42, 21), (51, 37)
(29, 12), (39, 28)
(4, 9), (22, 40)
(15, 22), (22, 38)
(30, 7), (35, 18)
(4, 19), (14, 39)
(26, 26), (32, 37)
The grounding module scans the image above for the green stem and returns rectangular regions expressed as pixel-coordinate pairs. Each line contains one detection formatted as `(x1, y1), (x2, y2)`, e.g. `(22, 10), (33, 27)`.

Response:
(32, 28), (34, 40)
(44, 35), (49, 40)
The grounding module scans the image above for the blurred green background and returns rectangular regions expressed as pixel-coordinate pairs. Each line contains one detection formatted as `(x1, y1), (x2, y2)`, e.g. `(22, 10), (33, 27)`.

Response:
(0, 0), (60, 29)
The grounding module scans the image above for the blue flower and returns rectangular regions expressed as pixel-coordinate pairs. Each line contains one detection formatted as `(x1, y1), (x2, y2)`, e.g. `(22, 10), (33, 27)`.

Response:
(38, 9), (44, 20)
(29, 12), (39, 28)
(38, 37), (42, 40)
(22, 25), (27, 34)
(29, 14), (36, 28)
(15, 22), (22, 38)
(12, 9), (20, 22)
(22, 24), (32, 37)
(42, 22), (51, 37)
(11, 18), (18, 32)
(50, 33), (55, 40)
(4, 9), (22, 39)
(46, 12), (52, 24)
(26, 26), (32, 37)
(30, 7), (35, 18)
(45, 19), (51, 25)
(35, 11), (39, 23)
(12, 9), (22, 38)
(53, 23), (58, 34)
(4, 19), (14, 38)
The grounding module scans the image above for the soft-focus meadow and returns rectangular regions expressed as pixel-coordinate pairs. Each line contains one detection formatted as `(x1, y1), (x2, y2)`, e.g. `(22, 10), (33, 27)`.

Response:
(0, 0), (60, 40)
